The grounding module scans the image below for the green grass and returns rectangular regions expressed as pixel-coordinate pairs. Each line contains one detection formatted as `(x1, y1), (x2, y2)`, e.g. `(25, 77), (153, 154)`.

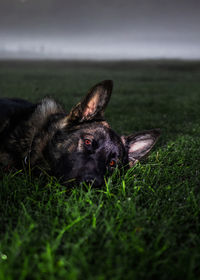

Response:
(0, 60), (200, 280)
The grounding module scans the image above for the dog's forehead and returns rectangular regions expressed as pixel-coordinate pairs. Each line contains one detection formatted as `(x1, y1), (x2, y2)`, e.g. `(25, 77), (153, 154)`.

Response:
(85, 122), (108, 134)
(79, 121), (123, 147)
(79, 121), (112, 137)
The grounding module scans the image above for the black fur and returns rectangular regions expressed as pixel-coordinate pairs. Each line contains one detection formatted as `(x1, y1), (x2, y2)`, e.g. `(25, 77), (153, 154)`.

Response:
(0, 80), (160, 186)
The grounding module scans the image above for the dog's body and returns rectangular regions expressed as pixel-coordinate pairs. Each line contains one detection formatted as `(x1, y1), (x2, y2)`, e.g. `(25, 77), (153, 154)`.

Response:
(0, 80), (160, 186)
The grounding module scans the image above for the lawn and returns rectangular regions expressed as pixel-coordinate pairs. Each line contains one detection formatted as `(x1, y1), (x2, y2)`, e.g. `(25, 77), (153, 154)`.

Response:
(0, 60), (200, 280)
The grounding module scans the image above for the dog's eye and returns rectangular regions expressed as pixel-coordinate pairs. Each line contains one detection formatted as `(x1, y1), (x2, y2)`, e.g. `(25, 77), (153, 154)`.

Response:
(84, 139), (92, 146)
(109, 160), (116, 167)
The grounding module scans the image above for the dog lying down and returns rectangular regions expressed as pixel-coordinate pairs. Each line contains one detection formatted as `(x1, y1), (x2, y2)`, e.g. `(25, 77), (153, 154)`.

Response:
(0, 80), (160, 186)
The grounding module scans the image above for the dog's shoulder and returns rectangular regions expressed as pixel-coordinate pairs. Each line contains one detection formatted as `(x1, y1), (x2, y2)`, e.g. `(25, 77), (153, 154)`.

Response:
(30, 97), (64, 127)
(0, 97), (64, 135)
(35, 97), (63, 118)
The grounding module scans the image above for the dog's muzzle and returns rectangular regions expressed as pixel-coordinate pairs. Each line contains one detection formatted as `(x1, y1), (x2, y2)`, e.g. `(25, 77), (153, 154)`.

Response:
(81, 174), (104, 187)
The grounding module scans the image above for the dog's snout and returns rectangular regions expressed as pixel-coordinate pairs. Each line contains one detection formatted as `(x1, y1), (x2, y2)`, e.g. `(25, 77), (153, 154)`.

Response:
(82, 174), (104, 187)
(84, 175), (95, 184)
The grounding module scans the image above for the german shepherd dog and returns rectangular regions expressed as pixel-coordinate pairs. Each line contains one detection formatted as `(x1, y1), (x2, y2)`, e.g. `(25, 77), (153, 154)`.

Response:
(0, 80), (160, 186)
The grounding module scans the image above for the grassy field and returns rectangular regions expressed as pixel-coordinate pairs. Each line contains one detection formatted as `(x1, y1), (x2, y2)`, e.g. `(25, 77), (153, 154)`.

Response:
(0, 60), (200, 280)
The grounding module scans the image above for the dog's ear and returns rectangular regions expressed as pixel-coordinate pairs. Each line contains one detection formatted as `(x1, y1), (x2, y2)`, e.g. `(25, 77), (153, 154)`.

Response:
(66, 80), (113, 124)
(122, 129), (160, 167)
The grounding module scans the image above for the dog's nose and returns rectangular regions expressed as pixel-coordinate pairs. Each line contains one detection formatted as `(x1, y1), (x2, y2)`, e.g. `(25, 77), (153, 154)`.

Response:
(83, 175), (103, 187)
(84, 175), (95, 185)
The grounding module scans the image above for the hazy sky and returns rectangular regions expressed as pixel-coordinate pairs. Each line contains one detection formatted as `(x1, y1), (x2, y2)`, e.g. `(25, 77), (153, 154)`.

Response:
(0, 0), (199, 59)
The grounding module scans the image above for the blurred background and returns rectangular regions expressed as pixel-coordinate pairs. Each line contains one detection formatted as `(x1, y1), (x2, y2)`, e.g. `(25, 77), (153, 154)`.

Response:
(0, 0), (199, 60)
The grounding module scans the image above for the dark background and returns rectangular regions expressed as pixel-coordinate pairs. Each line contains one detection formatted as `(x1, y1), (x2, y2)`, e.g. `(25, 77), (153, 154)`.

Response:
(0, 0), (200, 59)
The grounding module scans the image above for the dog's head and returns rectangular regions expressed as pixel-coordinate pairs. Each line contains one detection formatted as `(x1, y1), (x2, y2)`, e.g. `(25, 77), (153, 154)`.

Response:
(47, 80), (160, 186)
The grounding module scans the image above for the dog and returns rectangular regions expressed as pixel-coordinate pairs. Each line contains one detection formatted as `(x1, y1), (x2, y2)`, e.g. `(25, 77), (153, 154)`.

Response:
(0, 80), (160, 186)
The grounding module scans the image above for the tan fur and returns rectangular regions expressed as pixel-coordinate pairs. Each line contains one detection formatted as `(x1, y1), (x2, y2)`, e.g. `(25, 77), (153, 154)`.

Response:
(83, 94), (100, 117)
